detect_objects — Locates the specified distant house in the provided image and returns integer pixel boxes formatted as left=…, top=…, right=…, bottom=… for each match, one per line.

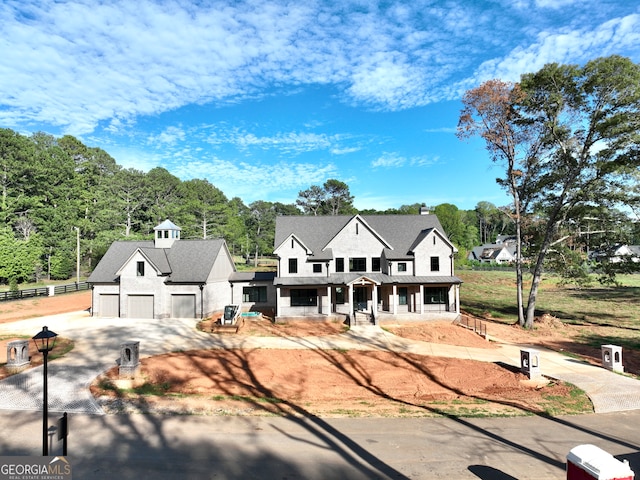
left=468, top=236, right=517, bottom=264
left=591, top=244, right=640, bottom=264
left=88, top=220, right=238, bottom=319
left=272, top=213, right=462, bottom=324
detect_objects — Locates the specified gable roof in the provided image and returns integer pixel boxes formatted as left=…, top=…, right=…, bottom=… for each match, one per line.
left=88, top=241, right=154, bottom=283
left=468, top=243, right=516, bottom=261
left=274, top=214, right=448, bottom=258
left=323, top=214, right=393, bottom=251
left=88, top=238, right=231, bottom=284
left=165, top=239, right=228, bottom=283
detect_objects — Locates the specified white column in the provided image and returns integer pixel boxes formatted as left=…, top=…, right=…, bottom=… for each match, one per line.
left=455, top=284, right=460, bottom=313
left=392, top=284, right=397, bottom=315
left=349, top=286, right=354, bottom=315
left=419, top=285, right=424, bottom=314
left=327, top=286, right=332, bottom=314
left=276, top=286, right=282, bottom=317
left=372, top=285, right=378, bottom=314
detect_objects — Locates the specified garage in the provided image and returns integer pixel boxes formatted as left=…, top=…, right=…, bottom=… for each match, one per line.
left=99, top=294, right=119, bottom=317
left=171, top=294, right=196, bottom=318
left=127, top=295, right=154, bottom=318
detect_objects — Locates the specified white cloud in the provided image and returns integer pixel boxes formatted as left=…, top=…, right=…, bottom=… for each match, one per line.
left=0, top=0, right=638, bottom=136
left=147, top=126, right=186, bottom=145
left=371, top=152, right=437, bottom=169
left=331, top=146, right=361, bottom=155
left=535, top=0, right=581, bottom=8
left=170, top=157, right=338, bottom=202
left=0, top=0, right=495, bottom=133
left=371, top=153, right=405, bottom=168
left=470, top=13, right=640, bottom=83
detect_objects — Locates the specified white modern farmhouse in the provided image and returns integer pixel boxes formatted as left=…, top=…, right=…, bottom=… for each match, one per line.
left=272, top=212, right=462, bottom=324
left=89, top=213, right=462, bottom=324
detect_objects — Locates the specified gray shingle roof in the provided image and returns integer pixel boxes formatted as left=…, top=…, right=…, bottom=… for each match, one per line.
left=229, top=272, right=277, bottom=282
left=139, top=248, right=171, bottom=274
left=88, top=241, right=154, bottom=283
left=88, top=238, right=229, bottom=285
left=165, top=239, right=226, bottom=283
left=274, top=214, right=447, bottom=257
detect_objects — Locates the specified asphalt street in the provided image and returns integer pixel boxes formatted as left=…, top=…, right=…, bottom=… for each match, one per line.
left=2, top=409, right=640, bottom=479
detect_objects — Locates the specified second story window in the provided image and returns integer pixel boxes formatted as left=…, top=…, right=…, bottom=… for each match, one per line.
left=349, top=257, right=366, bottom=272
left=136, top=261, right=145, bottom=277
left=372, top=258, right=381, bottom=271
left=430, top=256, right=440, bottom=272
left=336, top=258, right=344, bottom=272
left=289, top=258, right=298, bottom=274
left=397, top=262, right=407, bottom=272
left=313, top=263, right=322, bottom=273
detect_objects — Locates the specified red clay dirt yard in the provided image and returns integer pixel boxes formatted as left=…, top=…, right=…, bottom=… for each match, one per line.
left=0, top=291, right=611, bottom=417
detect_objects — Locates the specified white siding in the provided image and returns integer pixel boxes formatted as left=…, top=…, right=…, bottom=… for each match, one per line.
left=325, top=219, right=386, bottom=274
left=413, top=231, right=455, bottom=276
left=276, top=236, right=316, bottom=276
left=119, top=251, right=165, bottom=318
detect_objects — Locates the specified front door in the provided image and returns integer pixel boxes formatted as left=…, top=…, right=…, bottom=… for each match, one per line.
left=354, top=287, right=368, bottom=311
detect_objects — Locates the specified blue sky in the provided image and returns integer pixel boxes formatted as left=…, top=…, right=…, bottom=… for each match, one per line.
left=1, top=1, right=639, bottom=211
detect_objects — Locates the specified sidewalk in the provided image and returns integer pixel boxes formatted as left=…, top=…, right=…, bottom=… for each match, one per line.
left=1, top=313, right=640, bottom=415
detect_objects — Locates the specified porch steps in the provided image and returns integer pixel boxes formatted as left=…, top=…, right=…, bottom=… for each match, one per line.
left=352, top=310, right=375, bottom=327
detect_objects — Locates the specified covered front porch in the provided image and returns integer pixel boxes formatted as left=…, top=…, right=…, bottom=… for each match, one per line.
left=274, top=274, right=462, bottom=324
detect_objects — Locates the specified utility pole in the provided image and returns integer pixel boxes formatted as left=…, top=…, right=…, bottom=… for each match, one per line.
left=74, top=227, right=80, bottom=283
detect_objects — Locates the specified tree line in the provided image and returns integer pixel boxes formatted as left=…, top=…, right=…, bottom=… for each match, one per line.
left=0, top=127, right=514, bottom=285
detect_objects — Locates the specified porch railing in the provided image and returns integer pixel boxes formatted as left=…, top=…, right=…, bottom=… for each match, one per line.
left=456, top=314, right=487, bottom=338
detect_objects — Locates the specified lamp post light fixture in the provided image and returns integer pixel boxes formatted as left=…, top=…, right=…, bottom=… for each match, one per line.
left=32, top=326, right=58, bottom=456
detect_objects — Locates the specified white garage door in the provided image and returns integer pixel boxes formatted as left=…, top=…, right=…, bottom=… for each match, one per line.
left=128, top=295, right=154, bottom=318
left=171, top=294, right=196, bottom=318
left=99, top=294, right=119, bottom=317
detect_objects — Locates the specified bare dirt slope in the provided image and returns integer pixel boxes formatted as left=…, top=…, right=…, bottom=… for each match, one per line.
left=0, top=293, right=603, bottom=416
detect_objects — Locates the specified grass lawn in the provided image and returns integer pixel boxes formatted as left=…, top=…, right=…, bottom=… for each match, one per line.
left=458, top=270, right=640, bottom=327
left=459, top=269, right=640, bottom=354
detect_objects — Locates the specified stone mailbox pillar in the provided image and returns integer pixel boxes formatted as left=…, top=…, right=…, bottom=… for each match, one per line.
left=601, top=345, right=624, bottom=373
left=520, top=348, right=541, bottom=379
left=119, top=341, right=140, bottom=378
left=6, top=340, right=30, bottom=373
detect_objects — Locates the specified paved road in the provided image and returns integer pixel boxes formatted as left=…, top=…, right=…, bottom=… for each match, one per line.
left=1, top=409, right=640, bottom=479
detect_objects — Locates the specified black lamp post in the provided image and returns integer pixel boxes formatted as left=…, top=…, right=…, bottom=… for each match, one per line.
left=32, top=326, right=58, bottom=456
